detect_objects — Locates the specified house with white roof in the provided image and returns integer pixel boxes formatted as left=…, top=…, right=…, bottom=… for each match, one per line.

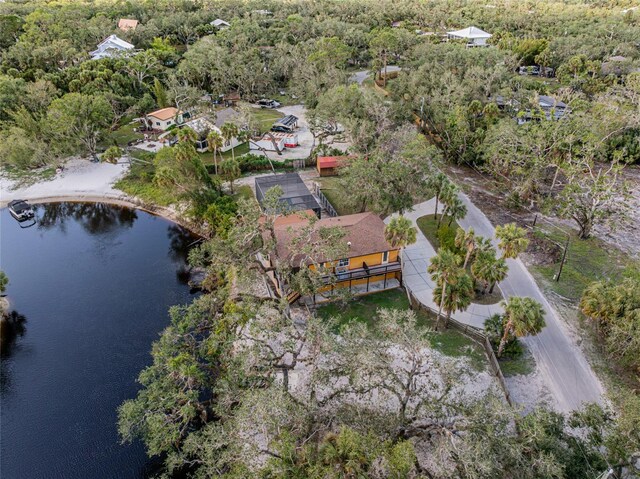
left=90, top=35, right=135, bottom=60
left=210, top=19, right=230, bottom=29
left=447, top=26, right=492, bottom=47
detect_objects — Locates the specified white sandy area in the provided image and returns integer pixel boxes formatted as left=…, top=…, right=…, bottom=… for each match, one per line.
left=0, top=158, right=130, bottom=207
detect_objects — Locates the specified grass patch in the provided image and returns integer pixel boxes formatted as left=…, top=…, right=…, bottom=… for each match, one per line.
left=316, top=288, right=487, bottom=371
left=316, top=176, right=361, bottom=216
left=530, top=228, right=631, bottom=301
left=114, top=162, right=177, bottom=206
left=248, top=107, right=284, bottom=134
left=1, top=164, right=57, bottom=188
left=499, top=347, right=536, bottom=377
left=100, top=121, right=144, bottom=149
left=199, top=143, right=251, bottom=165
left=317, top=288, right=412, bottom=329
left=233, top=184, right=254, bottom=202
left=416, top=214, right=460, bottom=250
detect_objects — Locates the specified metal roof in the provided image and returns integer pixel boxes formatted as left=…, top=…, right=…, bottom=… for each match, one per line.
left=255, top=173, right=320, bottom=217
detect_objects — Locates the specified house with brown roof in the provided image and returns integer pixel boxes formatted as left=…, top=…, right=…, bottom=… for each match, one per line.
left=145, top=107, right=183, bottom=131
left=118, top=18, right=139, bottom=31
left=263, top=211, right=402, bottom=302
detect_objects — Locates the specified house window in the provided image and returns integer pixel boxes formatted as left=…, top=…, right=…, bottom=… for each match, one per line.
left=156, top=121, right=160, bottom=126
left=167, top=120, right=172, bottom=125
left=382, top=251, right=389, bottom=264
left=337, top=258, right=349, bottom=268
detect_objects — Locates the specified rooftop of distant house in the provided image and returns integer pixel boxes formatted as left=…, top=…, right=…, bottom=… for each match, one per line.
left=211, top=18, right=230, bottom=27
left=271, top=211, right=394, bottom=266
left=118, top=18, right=139, bottom=31
left=97, top=34, right=134, bottom=50
left=447, top=26, right=492, bottom=39
left=147, top=107, right=179, bottom=120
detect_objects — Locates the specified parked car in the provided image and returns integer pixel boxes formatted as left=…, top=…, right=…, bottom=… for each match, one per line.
left=257, top=99, right=281, bottom=109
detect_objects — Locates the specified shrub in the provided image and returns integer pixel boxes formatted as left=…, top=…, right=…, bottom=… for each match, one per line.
left=437, top=223, right=459, bottom=252
left=484, top=313, right=523, bottom=359
left=102, top=146, right=123, bottom=163
left=237, top=153, right=272, bottom=172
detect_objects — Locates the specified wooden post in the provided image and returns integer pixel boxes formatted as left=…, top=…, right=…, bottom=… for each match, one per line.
left=556, top=235, right=570, bottom=282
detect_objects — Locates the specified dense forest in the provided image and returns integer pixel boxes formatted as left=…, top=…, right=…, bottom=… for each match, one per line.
left=1, top=0, right=639, bottom=477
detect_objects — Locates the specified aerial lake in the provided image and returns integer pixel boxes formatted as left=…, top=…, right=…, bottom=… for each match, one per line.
left=0, top=202, right=197, bottom=479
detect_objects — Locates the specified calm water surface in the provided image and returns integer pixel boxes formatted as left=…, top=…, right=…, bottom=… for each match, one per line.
left=1, top=203, right=197, bottom=479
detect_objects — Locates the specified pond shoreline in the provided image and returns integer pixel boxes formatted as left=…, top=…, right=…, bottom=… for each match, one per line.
left=1, top=194, right=206, bottom=238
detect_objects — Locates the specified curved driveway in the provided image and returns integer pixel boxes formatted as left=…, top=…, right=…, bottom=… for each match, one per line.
left=393, top=195, right=605, bottom=413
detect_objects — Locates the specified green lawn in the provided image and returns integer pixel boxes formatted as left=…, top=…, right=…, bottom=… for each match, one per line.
left=316, top=288, right=487, bottom=371
left=100, top=121, right=144, bottom=149
left=416, top=214, right=460, bottom=250
left=530, top=228, right=633, bottom=301
left=316, top=176, right=361, bottom=216
left=249, top=107, right=284, bottom=133
left=199, top=143, right=250, bottom=165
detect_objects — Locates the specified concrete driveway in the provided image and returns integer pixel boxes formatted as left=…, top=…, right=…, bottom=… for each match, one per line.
left=393, top=196, right=605, bottom=413
left=350, top=66, right=402, bottom=85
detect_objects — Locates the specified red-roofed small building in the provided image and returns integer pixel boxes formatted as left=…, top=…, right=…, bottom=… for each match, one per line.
left=316, top=155, right=354, bottom=176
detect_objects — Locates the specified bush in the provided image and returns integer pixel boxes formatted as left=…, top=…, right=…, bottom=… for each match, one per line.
left=484, top=314, right=523, bottom=359
left=102, top=146, right=123, bottom=163
left=437, top=223, right=459, bottom=252
left=238, top=153, right=272, bottom=172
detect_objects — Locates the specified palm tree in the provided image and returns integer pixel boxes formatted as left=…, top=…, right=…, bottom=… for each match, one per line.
left=436, top=184, right=458, bottom=227
left=384, top=216, right=418, bottom=262
left=486, top=257, right=508, bottom=294
left=434, top=270, right=474, bottom=329
left=428, top=172, right=451, bottom=220
left=176, top=126, right=197, bottom=145
left=446, top=197, right=467, bottom=226
left=495, top=223, right=530, bottom=260
left=455, top=227, right=476, bottom=269
left=497, top=296, right=546, bottom=357
left=220, top=157, right=241, bottom=193
left=428, top=249, right=462, bottom=329
left=220, top=122, right=239, bottom=161
left=470, top=249, right=496, bottom=294
left=207, top=130, right=224, bottom=175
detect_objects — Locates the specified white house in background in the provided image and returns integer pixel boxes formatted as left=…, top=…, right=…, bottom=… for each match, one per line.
left=446, top=26, right=492, bottom=47
left=210, top=18, right=230, bottom=29
left=90, top=34, right=135, bottom=59
left=146, top=107, right=183, bottom=131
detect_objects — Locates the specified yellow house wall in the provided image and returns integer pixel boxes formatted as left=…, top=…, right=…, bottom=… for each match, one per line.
left=345, top=250, right=399, bottom=270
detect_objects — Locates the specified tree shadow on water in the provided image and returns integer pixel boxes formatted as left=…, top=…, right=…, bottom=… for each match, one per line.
left=37, top=203, right=137, bottom=236
left=0, top=311, right=28, bottom=389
